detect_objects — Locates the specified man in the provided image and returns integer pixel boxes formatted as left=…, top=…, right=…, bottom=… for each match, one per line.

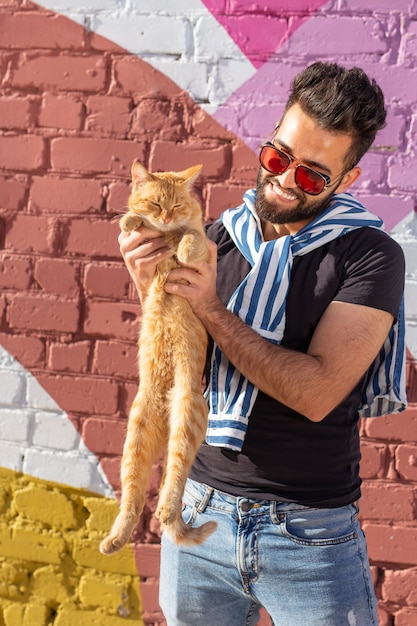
left=119, top=62, right=406, bottom=625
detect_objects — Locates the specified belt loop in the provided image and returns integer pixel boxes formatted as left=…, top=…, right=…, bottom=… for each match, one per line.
left=270, top=500, right=278, bottom=524
left=197, top=486, right=213, bottom=513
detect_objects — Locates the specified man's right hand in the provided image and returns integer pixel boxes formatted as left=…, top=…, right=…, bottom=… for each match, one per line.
left=118, top=226, right=172, bottom=303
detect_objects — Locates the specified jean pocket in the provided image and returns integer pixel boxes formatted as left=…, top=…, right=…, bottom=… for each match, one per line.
left=280, top=506, right=358, bottom=547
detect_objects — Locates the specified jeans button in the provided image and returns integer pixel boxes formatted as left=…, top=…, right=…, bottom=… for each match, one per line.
left=240, top=500, right=251, bottom=512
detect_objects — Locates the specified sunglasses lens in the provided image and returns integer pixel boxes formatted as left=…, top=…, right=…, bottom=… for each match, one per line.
left=259, top=145, right=290, bottom=174
left=295, top=166, right=325, bottom=195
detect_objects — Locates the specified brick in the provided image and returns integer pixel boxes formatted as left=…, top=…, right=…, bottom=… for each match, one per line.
left=5, top=215, right=57, bottom=254
left=206, top=183, right=247, bottom=220
left=383, top=567, right=417, bottom=604
left=84, top=263, right=130, bottom=299
left=54, top=608, right=143, bottom=626
left=84, top=301, right=140, bottom=341
left=51, top=137, right=145, bottom=175
left=32, top=411, right=79, bottom=451
left=48, top=341, right=90, bottom=373
left=83, top=496, right=119, bottom=532
left=130, top=98, right=171, bottom=138
left=360, top=482, right=415, bottom=522
left=14, top=486, right=77, bottom=529
left=86, top=95, right=132, bottom=134
left=3, top=603, right=24, bottom=626
left=38, top=93, right=83, bottom=130
left=72, top=537, right=137, bottom=575
left=0, top=409, right=29, bottom=443
left=0, top=96, right=32, bottom=129
left=364, top=523, right=417, bottom=566
left=81, top=418, right=125, bottom=455
left=22, top=448, right=103, bottom=491
left=112, top=55, right=181, bottom=98
left=23, top=603, right=51, bottom=625
left=363, top=409, right=417, bottom=441
left=107, top=181, right=130, bottom=215
left=0, top=333, right=45, bottom=368
left=0, top=176, right=27, bottom=210
left=396, top=444, right=417, bottom=481
left=0, top=370, right=25, bottom=403
left=92, top=340, right=137, bottom=379
left=0, top=442, right=23, bottom=471
left=150, top=140, right=229, bottom=179
left=34, top=373, right=119, bottom=415
left=34, top=258, right=79, bottom=296
left=10, top=53, right=107, bottom=92
left=8, top=294, right=79, bottom=333
left=32, top=565, right=72, bottom=603
left=395, top=608, right=417, bottom=626
left=0, top=12, right=84, bottom=49
left=139, top=578, right=161, bottom=615
left=133, top=543, right=160, bottom=579
left=0, top=525, right=65, bottom=564
left=64, top=219, right=120, bottom=258
left=30, top=176, right=103, bottom=214
left=0, top=135, right=45, bottom=171
left=360, top=442, right=388, bottom=479
left=79, top=572, right=137, bottom=612
left=99, top=456, right=122, bottom=491
left=0, top=255, right=31, bottom=289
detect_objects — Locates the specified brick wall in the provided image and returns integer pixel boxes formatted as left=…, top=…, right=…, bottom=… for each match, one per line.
left=0, top=1, right=417, bottom=625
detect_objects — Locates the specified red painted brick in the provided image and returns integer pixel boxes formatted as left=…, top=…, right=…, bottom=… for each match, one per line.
left=396, top=444, right=417, bottom=481
left=10, top=53, right=107, bottom=92
left=0, top=255, right=31, bottom=289
left=383, top=567, right=417, bottom=604
left=8, top=293, right=79, bottom=333
left=30, top=176, right=103, bottom=214
left=48, top=341, right=90, bottom=373
left=120, top=382, right=138, bottom=417
left=93, top=340, right=137, bottom=379
left=360, top=442, right=388, bottom=479
left=364, top=523, right=417, bottom=566
left=64, top=219, right=120, bottom=258
left=99, top=456, right=121, bottom=491
left=360, top=482, right=415, bottom=522
left=84, top=301, right=140, bottom=341
left=112, top=56, right=179, bottom=98
left=82, top=418, right=125, bottom=455
left=206, top=183, right=247, bottom=221
left=150, top=140, right=229, bottom=179
left=0, top=332, right=45, bottom=368
left=0, top=96, right=33, bottom=129
left=231, top=141, right=259, bottom=181
left=363, top=409, right=417, bottom=441
left=0, top=177, right=27, bottom=210
left=34, top=258, right=79, bottom=296
left=51, top=137, right=145, bottom=175
left=36, top=373, right=119, bottom=415
left=140, top=579, right=162, bottom=616
left=38, top=93, right=83, bottom=130
left=0, top=134, right=45, bottom=171
left=133, top=543, right=161, bottom=579
left=0, top=12, right=84, bottom=49
left=5, top=215, right=58, bottom=254
left=395, top=608, right=417, bottom=626
left=84, top=263, right=130, bottom=299
left=86, top=95, right=132, bottom=134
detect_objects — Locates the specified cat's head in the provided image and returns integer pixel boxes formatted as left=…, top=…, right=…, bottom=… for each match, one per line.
left=127, top=161, right=202, bottom=231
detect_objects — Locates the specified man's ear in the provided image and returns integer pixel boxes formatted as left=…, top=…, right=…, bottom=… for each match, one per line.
left=336, top=166, right=361, bottom=194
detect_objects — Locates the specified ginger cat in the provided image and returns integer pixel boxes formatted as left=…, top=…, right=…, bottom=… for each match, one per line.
left=100, top=161, right=216, bottom=554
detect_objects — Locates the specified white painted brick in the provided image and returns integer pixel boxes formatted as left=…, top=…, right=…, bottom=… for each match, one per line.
left=0, top=371, right=26, bottom=406
left=26, top=375, right=60, bottom=411
left=32, top=411, right=79, bottom=450
left=404, top=281, right=417, bottom=317
left=0, top=409, right=30, bottom=443
left=0, top=443, right=24, bottom=472
left=23, top=448, right=105, bottom=492
left=404, top=323, right=417, bottom=356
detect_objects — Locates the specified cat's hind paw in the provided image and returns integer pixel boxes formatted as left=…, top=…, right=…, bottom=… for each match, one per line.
left=155, top=500, right=177, bottom=525
left=99, top=534, right=126, bottom=555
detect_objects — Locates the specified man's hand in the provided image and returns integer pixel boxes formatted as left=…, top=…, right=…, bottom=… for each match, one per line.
left=118, top=227, right=173, bottom=303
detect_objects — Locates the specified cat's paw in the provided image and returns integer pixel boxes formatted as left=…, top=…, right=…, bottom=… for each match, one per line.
left=119, top=213, right=143, bottom=233
left=99, top=534, right=126, bottom=555
left=155, top=500, right=177, bottom=525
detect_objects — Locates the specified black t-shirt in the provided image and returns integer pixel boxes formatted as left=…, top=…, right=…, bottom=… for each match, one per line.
left=189, top=220, right=405, bottom=507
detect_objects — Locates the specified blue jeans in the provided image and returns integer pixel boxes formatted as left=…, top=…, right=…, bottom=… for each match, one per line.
left=159, top=478, right=377, bottom=626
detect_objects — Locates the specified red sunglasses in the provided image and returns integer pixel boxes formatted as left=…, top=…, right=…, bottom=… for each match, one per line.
left=259, top=141, right=335, bottom=196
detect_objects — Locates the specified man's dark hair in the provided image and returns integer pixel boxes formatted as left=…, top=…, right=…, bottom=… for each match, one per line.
left=285, top=62, right=387, bottom=169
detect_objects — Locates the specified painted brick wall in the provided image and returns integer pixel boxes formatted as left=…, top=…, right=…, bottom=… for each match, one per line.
left=0, top=1, right=417, bottom=625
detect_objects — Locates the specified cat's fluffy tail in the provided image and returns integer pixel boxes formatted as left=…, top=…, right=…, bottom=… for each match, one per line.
left=162, top=517, right=217, bottom=547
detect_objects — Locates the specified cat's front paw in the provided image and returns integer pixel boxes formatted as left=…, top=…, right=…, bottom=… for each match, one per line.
left=99, top=534, right=126, bottom=555
left=155, top=499, right=178, bottom=525
left=120, top=213, right=143, bottom=233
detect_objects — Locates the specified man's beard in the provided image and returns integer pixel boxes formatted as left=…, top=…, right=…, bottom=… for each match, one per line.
left=254, top=169, right=333, bottom=225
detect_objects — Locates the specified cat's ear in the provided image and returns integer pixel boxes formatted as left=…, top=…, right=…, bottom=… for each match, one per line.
left=177, top=164, right=202, bottom=186
left=131, top=160, right=153, bottom=186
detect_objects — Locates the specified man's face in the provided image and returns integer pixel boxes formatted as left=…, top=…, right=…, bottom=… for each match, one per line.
left=255, top=103, right=358, bottom=232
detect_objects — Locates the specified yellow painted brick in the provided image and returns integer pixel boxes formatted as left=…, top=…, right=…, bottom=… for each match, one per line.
left=14, top=486, right=77, bottom=530
left=32, top=565, right=72, bottom=603
left=55, top=607, right=144, bottom=626
left=79, top=572, right=141, bottom=619
left=6, top=528, right=65, bottom=565
left=83, top=497, right=119, bottom=532
left=4, top=603, right=24, bottom=626
left=73, top=538, right=137, bottom=576
left=23, top=603, right=50, bottom=626
left=0, top=561, right=30, bottom=601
